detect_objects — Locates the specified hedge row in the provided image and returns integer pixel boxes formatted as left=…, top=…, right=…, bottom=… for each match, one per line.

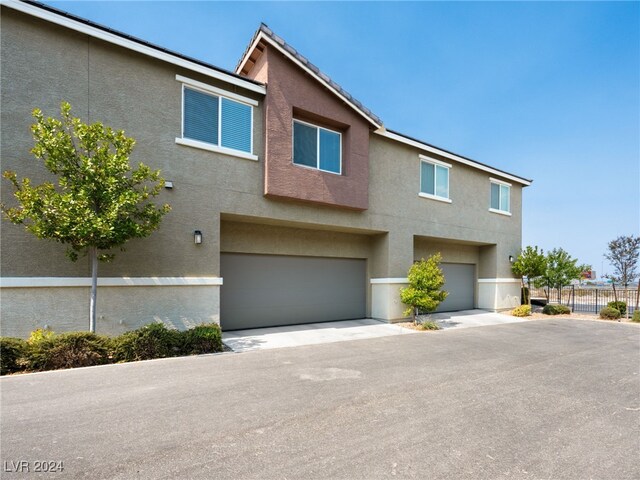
left=0, top=322, right=223, bottom=376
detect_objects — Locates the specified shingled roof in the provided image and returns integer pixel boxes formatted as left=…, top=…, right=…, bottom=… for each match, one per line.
left=236, top=23, right=383, bottom=129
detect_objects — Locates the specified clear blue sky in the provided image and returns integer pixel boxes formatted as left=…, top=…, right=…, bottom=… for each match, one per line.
left=46, top=1, right=640, bottom=279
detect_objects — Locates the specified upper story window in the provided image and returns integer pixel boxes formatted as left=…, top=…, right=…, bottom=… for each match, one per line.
left=489, top=178, right=511, bottom=215
left=175, top=75, right=257, bottom=161
left=293, top=119, right=341, bottom=174
left=419, top=155, right=451, bottom=203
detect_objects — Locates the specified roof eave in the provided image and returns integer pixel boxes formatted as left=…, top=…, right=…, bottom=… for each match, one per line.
left=376, top=129, right=533, bottom=186
left=5, top=0, right=266, bottom=95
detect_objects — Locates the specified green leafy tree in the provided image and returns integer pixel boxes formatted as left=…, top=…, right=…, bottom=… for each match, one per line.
left=400, top=253, right=448, bottom=323
left=2, top=102, right=171, bottom=333
left=533, top=248, right=588, bottom=298
left=511, top=246, right=546, bottom=305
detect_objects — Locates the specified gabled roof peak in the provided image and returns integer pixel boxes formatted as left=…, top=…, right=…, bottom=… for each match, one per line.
left=236, top=23, right=383, bottom=128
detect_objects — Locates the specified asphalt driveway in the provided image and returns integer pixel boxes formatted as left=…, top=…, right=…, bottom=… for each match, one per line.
left=2, top=319, right=639, bottom=479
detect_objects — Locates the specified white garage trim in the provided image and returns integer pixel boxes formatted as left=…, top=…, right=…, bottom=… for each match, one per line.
left=0, top=277, right=223, bottom=288
left=370, top=278, right=409, bottom=284
left=478, top=278, right=521, bottom=283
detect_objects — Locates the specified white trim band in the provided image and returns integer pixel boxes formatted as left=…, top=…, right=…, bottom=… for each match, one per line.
left=419, top=154, right=452, bottom=169
left=3, top=0, right=266, bottom=95
left=418, top=192, right=452, bottom=204
left=0, top=277, right=224, bottom=288
left=176, top=75, right=259, bottom=106
left=489, top=177, right=512, bottom=187
left=477, top=278, right=521, bottom=284
left=488, top=208, right=512, bottom=217
left=370, top=278, right=409, bottom=284
left=175, top=137, right=258, bottom=161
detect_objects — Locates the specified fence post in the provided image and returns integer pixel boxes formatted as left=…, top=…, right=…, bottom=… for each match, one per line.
left=626, top=289, right=630, bottom=319
left=572, top=285, right=575, bottom=311
left=595, top=289, right=598, bottom=314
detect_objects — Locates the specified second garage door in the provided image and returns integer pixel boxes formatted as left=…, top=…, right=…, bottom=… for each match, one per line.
left=220, top=253, right=366, bottom=330
left=436, top=263, right=476, bottom=312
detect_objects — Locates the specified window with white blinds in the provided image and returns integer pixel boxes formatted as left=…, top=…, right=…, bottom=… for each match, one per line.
left=180, top=83, right=254, bottom=156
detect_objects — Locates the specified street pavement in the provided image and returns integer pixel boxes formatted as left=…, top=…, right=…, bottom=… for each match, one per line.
left=1, top=319, right=639, bottom=479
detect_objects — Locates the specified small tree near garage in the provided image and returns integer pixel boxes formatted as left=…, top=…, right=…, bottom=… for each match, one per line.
left=400, top=253, right=448, bottom=324
left=2, top=102, right=171, bottom=333
left=511, top=245, right=546, bottom=305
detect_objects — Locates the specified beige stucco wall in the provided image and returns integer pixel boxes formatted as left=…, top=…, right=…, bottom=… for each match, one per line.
left=1, top=8, right=527, bottom=332
left=413, top=237, right=481, bottom=265
left=0, top=285, right=220, bottom=338
left=0, top=8, right=264, bottom=279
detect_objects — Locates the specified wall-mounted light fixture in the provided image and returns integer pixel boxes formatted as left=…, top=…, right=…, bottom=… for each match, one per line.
left=194, top=230, right=203, bottom=245
left=164, top=181, right=174, bottom=189
left=509, top=255, right=515, bottom=263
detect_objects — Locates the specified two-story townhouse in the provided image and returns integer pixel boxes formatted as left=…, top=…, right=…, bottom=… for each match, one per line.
left=0, top=1, right=532, bottom=338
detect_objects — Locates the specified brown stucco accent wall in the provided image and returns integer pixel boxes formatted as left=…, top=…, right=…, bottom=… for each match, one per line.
left=244, top=46, right=370, bottom=210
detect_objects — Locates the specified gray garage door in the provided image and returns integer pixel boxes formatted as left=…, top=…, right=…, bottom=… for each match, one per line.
left=436, top=263, right=475, bottom=312
left=220, top=253, right=366, bottom=330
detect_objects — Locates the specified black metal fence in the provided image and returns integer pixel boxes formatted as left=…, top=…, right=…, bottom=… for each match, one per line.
left=530, top=286, right=638, bottom=315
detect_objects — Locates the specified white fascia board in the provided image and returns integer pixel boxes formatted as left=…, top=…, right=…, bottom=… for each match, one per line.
left=0, top=277, right=224, bottom=288
left=240, top=32, right=382, bottom=129
left=377, top=129, right=532, bottom=186
left=3, top=0, right=266, bottom=96
left=237, top=32, right=264, bottom=76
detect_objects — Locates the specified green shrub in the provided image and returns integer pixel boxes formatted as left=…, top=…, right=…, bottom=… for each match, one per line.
left=179, top=324, right=223, bottom=355
left=607, top=301, right=626, bottom=316
left=512, top=305, right=531, bottom=317
left=542, top=304, right=571, bottom=315
left=632, top=310, right=640, bottom=323
left=599, top=306, right=621, bottom=320
left=26, top=331, right=111, bottom=371
left=112, top=322, right=181, bottom=362
left=0, top=337, right=28, bottom=375
left=416, top=321, right=440, bottom=331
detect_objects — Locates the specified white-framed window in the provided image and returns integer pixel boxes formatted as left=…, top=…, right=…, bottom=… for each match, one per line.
left=419, top=155, right=451, bottom=203
left=489, top=178, right=511, bottom=215
left=292, top=119, right=342, bottom=175
left=175, top=75, right=257, bottom=161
